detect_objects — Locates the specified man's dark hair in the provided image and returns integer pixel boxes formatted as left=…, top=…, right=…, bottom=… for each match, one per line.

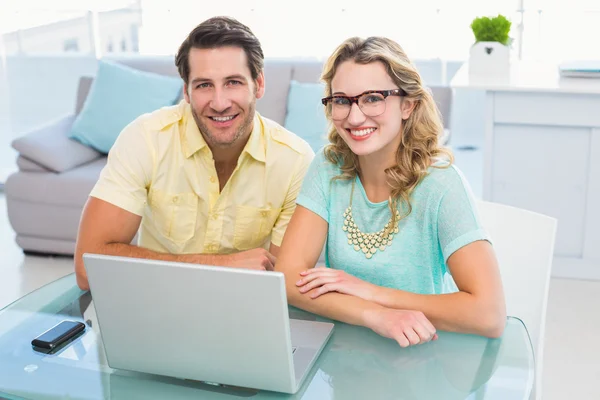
left=175, top=16, right=264, bottom=85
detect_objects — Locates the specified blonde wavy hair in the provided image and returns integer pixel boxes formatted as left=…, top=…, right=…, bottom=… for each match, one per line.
left=322, top=37, right=453, bottom=230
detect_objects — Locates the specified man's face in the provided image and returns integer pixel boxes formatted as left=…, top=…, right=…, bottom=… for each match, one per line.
left=183, top=46, right=265, bottom=148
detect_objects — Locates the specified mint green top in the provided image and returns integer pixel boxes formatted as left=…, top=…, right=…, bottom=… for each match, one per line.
left=296, top=149, right=490, bottom=295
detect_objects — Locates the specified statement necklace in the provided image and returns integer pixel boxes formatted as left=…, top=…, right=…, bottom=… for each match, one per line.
left=342, top=179, right=399, bottom=259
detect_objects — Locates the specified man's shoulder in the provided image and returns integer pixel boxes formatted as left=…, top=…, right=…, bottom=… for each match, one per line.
left=132, top=100, right=187, bottom=134
left=260, top=115, right=314, bottom=157
left=112, top=101, right=187, bottom=154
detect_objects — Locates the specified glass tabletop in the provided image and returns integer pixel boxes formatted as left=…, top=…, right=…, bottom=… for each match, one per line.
left=0, top=273, right=534, bottom=400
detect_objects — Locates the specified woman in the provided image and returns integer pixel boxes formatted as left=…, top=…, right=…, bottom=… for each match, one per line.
left=275, top=37, right=506, bottom=347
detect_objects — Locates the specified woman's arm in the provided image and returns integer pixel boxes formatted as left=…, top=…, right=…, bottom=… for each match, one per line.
left=372, top=241, right=507, bottom=338
left=275, top=206, right=437, bottom=347
left=298, top=240, right=506, bottom=338
left=276, top=205, right=373, bottom=325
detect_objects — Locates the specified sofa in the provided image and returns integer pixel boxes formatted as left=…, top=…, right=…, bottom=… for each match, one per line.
left=5, top=56, right=452, bottom=255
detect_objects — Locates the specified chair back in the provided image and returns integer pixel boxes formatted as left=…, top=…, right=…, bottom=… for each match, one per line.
left=477, top=200, right=557, bottom=400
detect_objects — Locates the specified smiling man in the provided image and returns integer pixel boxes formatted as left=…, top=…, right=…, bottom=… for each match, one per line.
left=74, top=17, right=315, bottom=290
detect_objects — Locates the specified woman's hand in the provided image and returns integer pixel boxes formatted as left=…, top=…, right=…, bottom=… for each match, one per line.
left=296, top=267, right=378, bottom=301
left=363, top=308, right=438, bottom=348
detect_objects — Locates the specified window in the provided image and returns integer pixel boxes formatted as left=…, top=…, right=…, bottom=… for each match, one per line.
left=130, top=24, right=139, bottom=52
left=136, top=0, right=519, bottom=60
left=3, top=1, right=599, bottom=61
left=63, top=38, right=79, bottom=52
left=1, top=1, right=141, bottom=56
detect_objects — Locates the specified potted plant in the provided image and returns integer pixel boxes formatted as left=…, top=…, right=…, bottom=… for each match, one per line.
left=468, top=14, right=512, bottom=76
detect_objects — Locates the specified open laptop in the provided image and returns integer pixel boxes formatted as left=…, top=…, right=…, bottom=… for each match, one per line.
left=83, top=253, right=334, bottom=394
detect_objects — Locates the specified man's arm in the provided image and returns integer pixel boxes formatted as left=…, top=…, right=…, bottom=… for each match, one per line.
left=75, top=197, right=276, bottom=290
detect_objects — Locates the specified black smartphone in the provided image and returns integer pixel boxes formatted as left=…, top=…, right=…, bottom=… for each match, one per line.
left=31, top=320, right=86, bottom=350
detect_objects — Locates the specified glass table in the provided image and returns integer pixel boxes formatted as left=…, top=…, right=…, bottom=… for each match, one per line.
left=0, top=274, right=534, bottom=399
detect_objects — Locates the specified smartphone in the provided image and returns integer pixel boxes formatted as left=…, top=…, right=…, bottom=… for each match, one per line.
left=31, top=320, right=86, bottom=350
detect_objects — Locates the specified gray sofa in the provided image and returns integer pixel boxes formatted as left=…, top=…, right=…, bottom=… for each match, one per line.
left=5, top=56, right=452, bottom=255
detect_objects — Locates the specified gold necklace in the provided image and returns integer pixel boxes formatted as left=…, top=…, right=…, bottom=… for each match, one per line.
left=342, top=179, right=399, bottom=259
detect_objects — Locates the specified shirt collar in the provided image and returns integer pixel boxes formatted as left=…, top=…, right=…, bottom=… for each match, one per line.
left=183, top=104, right=265, bottom=163
left=183, top=103, right=208, bottom=159
left=242, top=113, right=266, bottom=163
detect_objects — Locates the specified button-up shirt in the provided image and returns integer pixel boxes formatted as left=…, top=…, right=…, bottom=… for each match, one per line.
left=90, top=100, right=315, bottom=254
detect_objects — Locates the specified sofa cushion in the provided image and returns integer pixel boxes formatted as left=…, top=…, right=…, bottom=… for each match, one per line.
left=256, top=60, right=293, bottom=125
left=16, top=156, right=50, bottom=172
left=107, top=56, right=180, bottom=77
left=75, top=76, right=94, bottom=115
left=12, top=114, right=103, bottom=173
left=6, top=158, right=107, bottom=208
left=291, top=60, right=324, bottom=83
left=284, top=80, right=329, bottom=152
left=69, top=60, right=183, bottom=154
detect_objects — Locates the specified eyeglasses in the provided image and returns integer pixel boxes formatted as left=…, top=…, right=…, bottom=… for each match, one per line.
left=321, top=89, right=406, bottom=121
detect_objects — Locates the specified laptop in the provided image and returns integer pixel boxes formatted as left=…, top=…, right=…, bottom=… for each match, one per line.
left=83, top=253, right=334, bottom=394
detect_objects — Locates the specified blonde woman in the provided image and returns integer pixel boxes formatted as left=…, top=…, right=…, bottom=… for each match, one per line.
left=275, top=37, right=506, bottom=347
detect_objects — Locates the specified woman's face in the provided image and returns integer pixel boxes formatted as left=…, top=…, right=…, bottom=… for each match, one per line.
left=330, top=60, right=414, bottom=158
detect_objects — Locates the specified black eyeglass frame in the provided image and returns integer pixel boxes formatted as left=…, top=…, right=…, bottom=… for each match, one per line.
left=320, top=89, right=407, bottom=106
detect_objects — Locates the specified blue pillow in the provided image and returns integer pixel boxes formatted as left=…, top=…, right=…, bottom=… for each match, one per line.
left=69, top=60, right=182, bottom=154
left=284, top=81, right=329, bottom=152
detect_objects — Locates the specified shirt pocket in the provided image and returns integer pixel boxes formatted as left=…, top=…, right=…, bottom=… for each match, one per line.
left=233, top=205, right=282, bottom=251
left=149, top=189, right=198, bottom=243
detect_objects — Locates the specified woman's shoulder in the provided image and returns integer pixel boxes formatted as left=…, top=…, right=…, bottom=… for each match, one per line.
left=417, top=160, right=472, bottom=196
left=312, top=146, right=343, bottom=176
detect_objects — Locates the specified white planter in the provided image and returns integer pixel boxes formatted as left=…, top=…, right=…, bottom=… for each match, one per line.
left=468, top=41, right=510, bottom=77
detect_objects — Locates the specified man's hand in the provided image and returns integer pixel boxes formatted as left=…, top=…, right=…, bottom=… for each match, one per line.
left=363, top=308, right=438, bottom=348
left=222, top=248, right=277, bottom=271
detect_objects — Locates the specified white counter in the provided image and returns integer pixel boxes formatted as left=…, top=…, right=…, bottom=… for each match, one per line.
left=451, top=62, right=600, bottom=280
left=452, top=62, right=600, bottom=94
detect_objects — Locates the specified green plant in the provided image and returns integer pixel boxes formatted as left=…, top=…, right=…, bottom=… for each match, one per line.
left=470, top=14, right=511, bottom=45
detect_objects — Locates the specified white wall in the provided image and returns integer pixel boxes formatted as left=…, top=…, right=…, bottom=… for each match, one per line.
left=0, top=45, right=9, bottom=131
left=0, top=39, right=13, bottom=184
left=5, top=55, right=98, bottom=135
left=446, top=60, right=486, bottom=148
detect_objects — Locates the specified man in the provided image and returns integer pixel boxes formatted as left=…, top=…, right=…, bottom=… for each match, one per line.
left=75, top=17, right=315, bottom=290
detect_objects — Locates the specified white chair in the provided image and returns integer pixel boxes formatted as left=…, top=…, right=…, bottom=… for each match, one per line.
left=476, top=200, right=557, bottom=400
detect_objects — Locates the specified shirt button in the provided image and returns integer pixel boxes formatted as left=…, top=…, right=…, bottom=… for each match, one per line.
left=212, top=213, right=219, bottom=220
left=210, top=176, right=216, bottom=183
left=261, top=211, right=268, bottom=217
left=172, top=196, right=179, bottom=203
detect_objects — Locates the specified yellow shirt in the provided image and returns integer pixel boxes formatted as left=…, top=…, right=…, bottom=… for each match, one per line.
left=90, top=100, right=315, bottom=254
